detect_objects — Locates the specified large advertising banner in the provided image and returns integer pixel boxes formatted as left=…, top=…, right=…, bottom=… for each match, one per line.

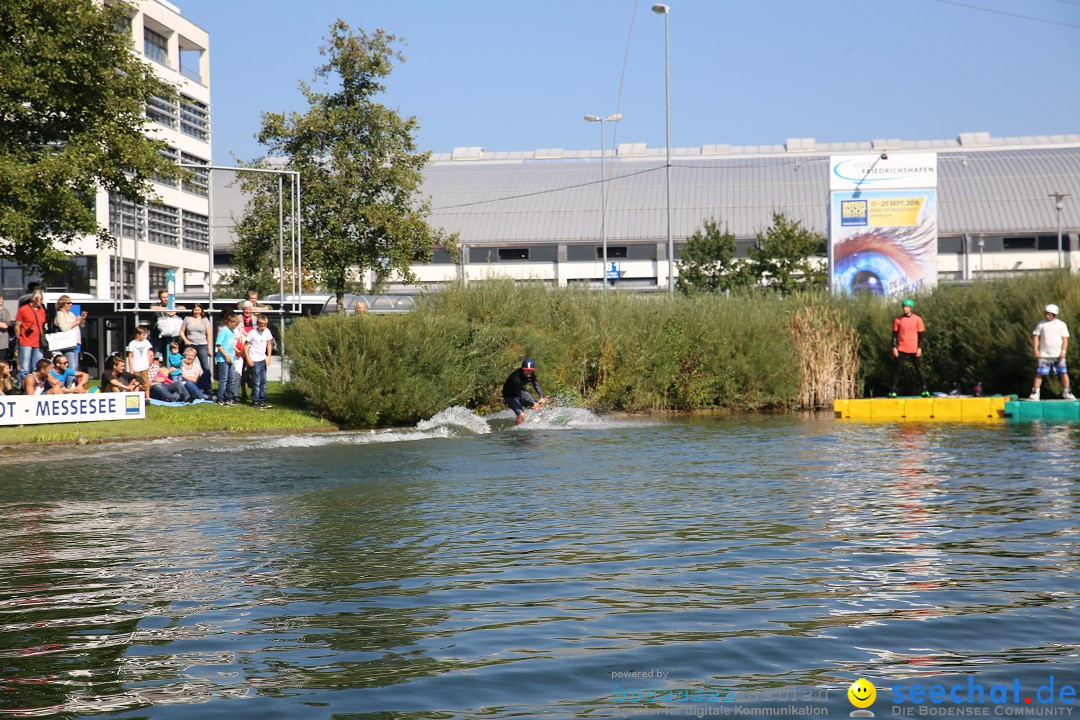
left=829, top=154, right=937, bottom=297
left=0, top=392, right=145, bottom=427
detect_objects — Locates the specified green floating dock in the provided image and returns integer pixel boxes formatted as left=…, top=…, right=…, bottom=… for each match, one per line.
left=1004, top=399, right=1080, bottom=422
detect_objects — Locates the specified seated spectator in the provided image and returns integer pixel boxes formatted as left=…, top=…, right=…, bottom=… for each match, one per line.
left=178, top=347, right=208, bottom=401
left=0, top=361, right=11, bottom=395
left=47, top=354, right=90, bottom=394
left=148, top=352, right=187, bottom=402
left=101, top=355, right=142, bottom=393
left=22, top=358, right=53, bottom=395
left=166, top=341, right=184, bottom=379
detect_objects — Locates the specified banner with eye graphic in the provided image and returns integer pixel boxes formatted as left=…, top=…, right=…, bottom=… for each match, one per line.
left=828, top=153, right=938, bottom=298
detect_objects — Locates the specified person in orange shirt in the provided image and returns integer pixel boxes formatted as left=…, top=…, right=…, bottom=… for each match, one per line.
left=889, top=298, right=929, bottom=398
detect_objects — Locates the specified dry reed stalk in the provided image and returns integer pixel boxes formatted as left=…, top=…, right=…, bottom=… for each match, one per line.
left=790, top=304, right=861, bottom=409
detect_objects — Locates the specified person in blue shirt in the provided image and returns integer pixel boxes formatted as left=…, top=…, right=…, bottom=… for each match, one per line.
left=47, top=354, right=90, bottom=394
left=214, top=314, right=240, bottom=405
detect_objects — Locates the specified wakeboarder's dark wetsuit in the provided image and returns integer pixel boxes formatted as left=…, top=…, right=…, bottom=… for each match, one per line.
left=502, top=368, right=544, bottom=414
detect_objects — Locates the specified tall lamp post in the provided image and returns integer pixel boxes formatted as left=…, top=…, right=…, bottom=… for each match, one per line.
left=652, top=3, right=674, bottom=297
left=1050, top=193, right=1069, bottom=270
left=585, top=113, right=622, bottom=291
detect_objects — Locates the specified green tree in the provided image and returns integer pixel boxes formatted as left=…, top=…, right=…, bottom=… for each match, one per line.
left=675, top=218, right=753, bottom=295
left=749, top=211, right=826, bottom=294
left=236, top=21, right=455, bottom=308
left=0, top=0, right=181, bottom=273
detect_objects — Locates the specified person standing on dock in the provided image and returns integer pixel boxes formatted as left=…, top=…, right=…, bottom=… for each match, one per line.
left=503, top=358, right=547, bottom=425
left=889, top=298, right=929, bottom=398
left=1029, top=304, right=1073, bottom=401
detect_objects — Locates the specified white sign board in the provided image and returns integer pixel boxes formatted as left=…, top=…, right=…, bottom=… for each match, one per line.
left=829, top=153, right=937, bottom=192
left=0, top=392, right=145, bottom=427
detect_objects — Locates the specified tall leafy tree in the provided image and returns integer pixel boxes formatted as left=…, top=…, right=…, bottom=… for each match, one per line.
left=0, top=0, right=181, bottom=273
left=235, top=21, right=454, bottom=308
left=749, top=212, right=826, bottom=294
left=675, top=218, right=753, bottom=295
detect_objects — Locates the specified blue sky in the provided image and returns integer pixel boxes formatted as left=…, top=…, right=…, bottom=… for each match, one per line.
left=175, top=0, right=1080, bottom=165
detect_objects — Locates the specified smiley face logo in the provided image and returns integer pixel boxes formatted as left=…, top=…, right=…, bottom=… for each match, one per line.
left=848, top=678, right=877, bottom=709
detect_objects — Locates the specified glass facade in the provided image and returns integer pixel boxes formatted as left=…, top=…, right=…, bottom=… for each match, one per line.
left=144, top=27, right=169, bottom=66
left=148, top=204, right=180, bottom=246
left=179, top=96, right=209, bottom=141
left=182, top=211, right=210, bottom=252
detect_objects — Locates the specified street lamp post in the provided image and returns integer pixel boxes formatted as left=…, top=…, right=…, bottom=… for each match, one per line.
left=1050, top=193, right=1069, bottom=270
left=652, top=3, right=674, bottom=297
left=585, top=113, right=622, bottom=291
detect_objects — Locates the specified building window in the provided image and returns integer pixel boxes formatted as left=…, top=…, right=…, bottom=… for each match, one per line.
left=597, top=246, right=628, bottom=259
left=182, top=211, right=209, bottom=253
left=109, top=194, right=144, bottom=239
left=147, top=204, right=180, bottom=246
left=1003, top=237, right=1036, bottom=250
left=111, top=258, right=135, bottom=300
left=179, top=48, right=202, bottom=83
left=179, top=96, right=209, bottom=141
left=154, top=146, right=179, bottom=187
left=147, top=94, right=177, bottom=129
left=498, top=248, right=529, bottom=261
left=144, top=27, right=169, bottom=66
left=180, top=152, right=209, bottom=196
left=149, top=265, right=172, bottom=293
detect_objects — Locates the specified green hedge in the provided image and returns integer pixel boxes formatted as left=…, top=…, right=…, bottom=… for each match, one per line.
left=285, top=274, right=1080, bottom=426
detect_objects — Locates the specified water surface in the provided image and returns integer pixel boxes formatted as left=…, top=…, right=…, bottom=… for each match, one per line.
left=1, top=410, right=1077, bottom=718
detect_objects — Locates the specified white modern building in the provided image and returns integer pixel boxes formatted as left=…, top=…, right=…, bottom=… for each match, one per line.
left=0, top=0, right=211, bottom=302
left=100, top=0, right=212, bottom=301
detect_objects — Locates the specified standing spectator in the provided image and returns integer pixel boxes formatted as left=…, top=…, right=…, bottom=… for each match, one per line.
left=15, top=290, right=46, bottom=385
left=239, top=289, right=272, bottom=311
left=51, top=295, right=88, bottom=370
left=0, top=291, right=11, bottom=364
left=126, top=325, right=153, bottom=401
left=47, top=354, right=89, bottom=393
left=17, top=282, right=41, bottom=308
left=1029, top=303, right=1073, bottom=400
left=237, top=301, right=257, bottom=401
left=245, top=314, right=274, bottom=408
left=215, top=314, right=241, bottom=405
left=149, top=288, right=185, bottom=357
left=888, top=298, right=929, bottom=398
left=180, top=303, right=212, bottom=391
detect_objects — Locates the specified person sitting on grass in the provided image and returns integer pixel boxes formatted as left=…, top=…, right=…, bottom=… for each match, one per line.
left=148, top=352, right=187, bottom=402
left=101, top=355, right=143, bottom=393
left=23, top=358, right=53, bottom=395
left=47, top=354, right=89, bottom=393
left=0, top=361, right=12, bottom=395
left=178, top=347, right=208, bottom=401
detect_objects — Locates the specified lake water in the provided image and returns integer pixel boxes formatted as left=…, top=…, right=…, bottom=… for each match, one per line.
left=1, top=409, right=1078, bottom=719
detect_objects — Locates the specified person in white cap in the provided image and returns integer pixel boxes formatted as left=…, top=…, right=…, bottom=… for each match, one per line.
left=1029, top=304, right=1073, bottom=400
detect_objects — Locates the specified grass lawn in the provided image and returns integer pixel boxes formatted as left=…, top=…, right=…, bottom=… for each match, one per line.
left=0, top=382, right=336, bottom=446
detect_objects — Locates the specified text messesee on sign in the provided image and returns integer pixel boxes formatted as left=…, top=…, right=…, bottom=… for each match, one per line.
left=0, top=392, right=145, bottom=426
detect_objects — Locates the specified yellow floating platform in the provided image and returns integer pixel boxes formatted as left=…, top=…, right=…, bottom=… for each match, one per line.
left=834, top=396, right=1012, bottom=422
